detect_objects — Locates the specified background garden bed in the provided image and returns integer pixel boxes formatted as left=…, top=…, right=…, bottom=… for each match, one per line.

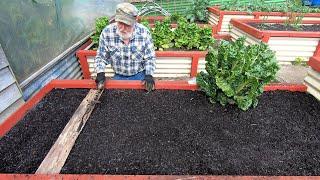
left=61, top=89, right=320, bottom=175
left=0, top=89, right=88, bottom=173
left=230, top=19, right=320, bottom=64
left=207, top=6, right=320, bottom=34
left=77, top=50, right=207, bottom=79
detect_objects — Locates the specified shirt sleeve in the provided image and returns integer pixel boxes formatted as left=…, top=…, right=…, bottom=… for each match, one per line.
left=144, top=31, right=156, bottom=75
left=94, top=31, right=110, bottom=74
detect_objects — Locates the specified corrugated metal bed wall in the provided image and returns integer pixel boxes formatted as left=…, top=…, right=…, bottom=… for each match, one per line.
left=20, top=34, right=93, bottom=101
left=0, top=44, right=25, bottom=124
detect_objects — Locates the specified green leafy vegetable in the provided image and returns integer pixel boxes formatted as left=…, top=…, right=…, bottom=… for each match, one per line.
left=91, top=16, right=109, bottom=49
left=218, top=0, right=320, bottom=13
left=186, top=0, right=210, bottom=23
left=197, top=37, right=279, bottom=111
left=152, top=17, right=175, bottom=51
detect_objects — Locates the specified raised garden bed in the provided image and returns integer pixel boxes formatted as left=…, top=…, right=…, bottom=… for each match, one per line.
left=77, top=50, right=207, bottom=79
left=208, top=6, right=320, bottom=34
left=60, top=89, right=320, bottom=175
left=305, top=56, right=320, bottom=100
left=0, top=88, right=89, bottom=173
left=1, top=79, right=319, bottom=179
left=229, top=19, right=320, bottom=64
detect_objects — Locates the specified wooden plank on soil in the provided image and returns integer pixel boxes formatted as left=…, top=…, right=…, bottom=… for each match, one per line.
left=36, top=89, right=103, bottom=174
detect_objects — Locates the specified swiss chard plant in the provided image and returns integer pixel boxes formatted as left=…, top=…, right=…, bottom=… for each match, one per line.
left=91, top=16, right=109, bottom=49
left=197, top=37, right=279, bottom=111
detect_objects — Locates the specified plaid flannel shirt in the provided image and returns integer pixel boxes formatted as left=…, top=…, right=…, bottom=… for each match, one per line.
left=94, top=22, right=156, bottom=76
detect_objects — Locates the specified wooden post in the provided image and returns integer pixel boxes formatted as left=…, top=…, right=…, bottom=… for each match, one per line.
left=36, top=89, right=103, bottom=174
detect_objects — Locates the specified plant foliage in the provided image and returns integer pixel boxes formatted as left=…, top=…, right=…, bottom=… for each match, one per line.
left=218, top=0, right=320, bottom=13
left=197, top=37, right=279, bottom=111
left=92, top=16, right=214, bottom=51
left=186, top=0, right=210, bottom=23
left=91, top=16, right=109, bottom=49
left=152, top=17, right=175, bottom=50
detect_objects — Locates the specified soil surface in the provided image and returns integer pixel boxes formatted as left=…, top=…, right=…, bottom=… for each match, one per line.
left=248, top=23, right=320, bottom=32
left=61, top=90, right=320, bottom=175
left=0, top=89, right=88, bottom=173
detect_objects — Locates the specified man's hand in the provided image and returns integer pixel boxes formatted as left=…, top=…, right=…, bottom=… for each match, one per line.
left=144, top=75, right=155, bottom=92
left=95, top=72, right=106, bottom=90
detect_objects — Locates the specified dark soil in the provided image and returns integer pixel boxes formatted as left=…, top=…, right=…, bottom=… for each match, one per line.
left=61, top=90, right=320, bottom=175
left=248, top=23, right=320, bottom=32
left=0, top=89, right=88, bottom=173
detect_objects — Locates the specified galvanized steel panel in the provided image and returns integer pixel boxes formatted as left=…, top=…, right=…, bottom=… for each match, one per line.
left=208, top=13, right=219, bottom=25
left=230, top=26, right=261, bottom=45
left=87, top=56, right=192, bottom=78
left=268, top=37, right=319, bottom=46
left=0, top=44, right=24, bottom=125
left=0, top=98, right=24, bottom=124
left=197, top=57, right=206, bottom=73
left=269, top=37, right=320, bottom=63
left=221, top=15, right=254, bottom=32
left=0, top=83, right=22, bottom=113
left=0, top=67, right=15, bottom=92
left=21, top=39, right=89, bottom=100
left=305, top=68, right=320, bottom=101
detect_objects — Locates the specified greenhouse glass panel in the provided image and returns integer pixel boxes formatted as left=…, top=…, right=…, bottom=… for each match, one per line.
left=0, top=0, right=123, bottom=83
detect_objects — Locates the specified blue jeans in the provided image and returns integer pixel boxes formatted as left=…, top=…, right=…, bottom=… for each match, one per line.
left=112, top=71, right=145, bottom=80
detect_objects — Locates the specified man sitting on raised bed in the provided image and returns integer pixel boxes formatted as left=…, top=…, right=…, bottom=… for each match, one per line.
left=94, top=2, right=156, bottom=92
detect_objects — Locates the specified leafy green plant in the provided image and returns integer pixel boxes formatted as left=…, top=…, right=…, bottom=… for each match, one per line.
left=173, top=17, right=215, bottom=50
left=91, top=16, right=109, bottom=49
left=197, top=37, right=279, bottom=111
left=284, top=11, right=305, bottom=31
left=198, top=26, right=215, bottom=51
left=292, top=57, right=308, bottom=66
left=152, top=17, right=175, bottom=50
left=140, top=17, right=151, bottom=31
left=174, top=17, right=200, bottom=49
left=186, top=0, right=210, bottom=23
left=170, top=13, right=183, bottom=23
